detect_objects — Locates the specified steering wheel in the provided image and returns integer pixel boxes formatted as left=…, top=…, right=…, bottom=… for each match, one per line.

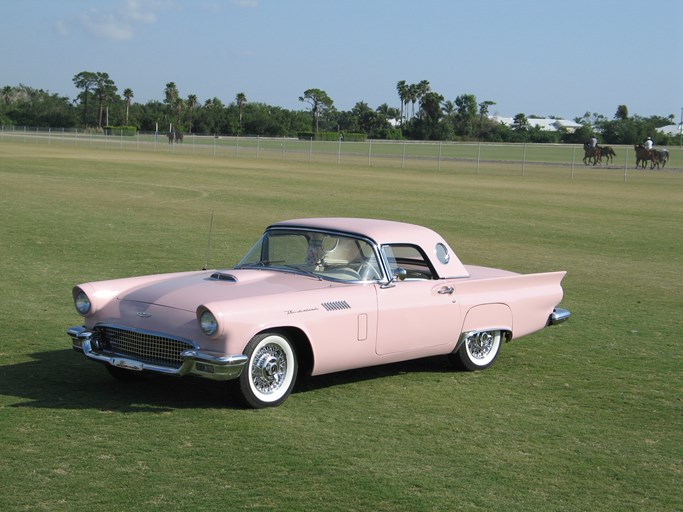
left=357, top=263, right=381, bottom=281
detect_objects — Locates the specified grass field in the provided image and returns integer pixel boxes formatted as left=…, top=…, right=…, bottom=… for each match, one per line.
left=0, top=141, right=681, bottom=511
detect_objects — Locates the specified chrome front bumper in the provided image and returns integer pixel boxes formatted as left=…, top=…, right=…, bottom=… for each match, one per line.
left=549, top=307, right=571, bottom=326
left=67, top=326, right=247, bottom=381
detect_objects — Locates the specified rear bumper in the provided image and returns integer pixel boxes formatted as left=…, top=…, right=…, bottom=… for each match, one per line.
left=67, top=326, right=247, bottom=381
left=549, top=307, right=571, bottom=325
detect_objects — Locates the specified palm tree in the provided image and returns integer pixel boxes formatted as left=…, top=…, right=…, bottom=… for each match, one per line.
left=164, top=82, right=178, bottom=129
left=236, top=92, right=247, bottom=132
left=123, top=88, right=134, bottom=125
left=442, top=100, right=456, bottom=117
left=416, top=80, right=431, bottom=118
left=396, top=80, right=408, bottom=126
left=93, top=72, right=117, bottom=128
left=408, top=83, right=418, bottom=120
left=186, top=94, right=198, bottom=133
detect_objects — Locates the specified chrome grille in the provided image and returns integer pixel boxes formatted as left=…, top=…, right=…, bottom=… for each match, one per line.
left=96, top=326, right=195, bottom=368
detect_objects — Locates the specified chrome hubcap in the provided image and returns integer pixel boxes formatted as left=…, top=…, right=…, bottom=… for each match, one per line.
left=251, top=343, right=286, bottom=394
left=468, top=331, right=494, bottom=360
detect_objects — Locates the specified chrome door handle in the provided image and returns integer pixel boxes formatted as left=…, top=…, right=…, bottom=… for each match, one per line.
left=438, top=286, right=454, bottom=295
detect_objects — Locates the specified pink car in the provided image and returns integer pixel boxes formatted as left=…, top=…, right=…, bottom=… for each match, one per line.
left=67, top=218, right=570, bottom=408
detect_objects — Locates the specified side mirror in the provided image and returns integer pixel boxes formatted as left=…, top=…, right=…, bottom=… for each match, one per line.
left=381, top=267, right=407, bottom=289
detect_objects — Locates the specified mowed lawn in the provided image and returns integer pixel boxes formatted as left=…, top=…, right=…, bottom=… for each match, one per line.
left=0, top=142, right=680, bottom=511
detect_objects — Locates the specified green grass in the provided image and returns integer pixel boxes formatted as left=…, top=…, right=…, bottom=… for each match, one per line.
left=0, top=141, right=681, bottom=511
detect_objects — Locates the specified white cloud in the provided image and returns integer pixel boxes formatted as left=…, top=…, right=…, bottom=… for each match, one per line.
left=124, top=0, right=158, bottom=23
left=75, top=0, right=162, bottom=42
left=79, top=9, right=134, bottom=41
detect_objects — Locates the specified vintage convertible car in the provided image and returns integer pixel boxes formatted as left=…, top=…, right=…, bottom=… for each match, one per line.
left=67, top=218, right=570, bottom=408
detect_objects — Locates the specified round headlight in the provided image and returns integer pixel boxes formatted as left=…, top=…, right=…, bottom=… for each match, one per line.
left=74, top=290, right=91, bottom=315
left=199, top=309, right=218, bottom=336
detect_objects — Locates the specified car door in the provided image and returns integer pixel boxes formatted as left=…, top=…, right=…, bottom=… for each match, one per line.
left=375, top=244, right=461, bottom=355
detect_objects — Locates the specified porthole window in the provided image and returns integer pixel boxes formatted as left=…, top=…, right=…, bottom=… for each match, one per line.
left=435, top=243, right=450, bottom=264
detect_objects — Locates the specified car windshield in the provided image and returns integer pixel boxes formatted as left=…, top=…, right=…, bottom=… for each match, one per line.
left=236, top=229, right=383, bottom=282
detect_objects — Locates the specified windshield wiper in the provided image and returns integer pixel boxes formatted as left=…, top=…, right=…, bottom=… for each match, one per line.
left=235, top=260, right=284, bottom=269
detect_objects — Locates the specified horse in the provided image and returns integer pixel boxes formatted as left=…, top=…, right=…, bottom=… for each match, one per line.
left=598, top=146, right=616, bottom=165
left=653, top=148, right=669, bottom=169
left=634, top=144, right=658, bottom=169
left=583, top=143, right=600, bottom=166
left=167, top=131, right=184, bottom=144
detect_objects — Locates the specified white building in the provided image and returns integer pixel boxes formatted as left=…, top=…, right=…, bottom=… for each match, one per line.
left=489, top=116, right=582, bottom=133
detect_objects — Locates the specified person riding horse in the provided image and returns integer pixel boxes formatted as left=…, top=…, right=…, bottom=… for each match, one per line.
left=583, top=136, right=600, bottom=165
left=634, top=144, right=658, bottom=169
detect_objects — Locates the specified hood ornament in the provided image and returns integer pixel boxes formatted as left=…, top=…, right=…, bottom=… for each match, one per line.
left=137, top=312, right=152, bottom=318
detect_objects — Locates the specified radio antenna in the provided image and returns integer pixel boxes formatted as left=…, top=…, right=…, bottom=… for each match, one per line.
left=203, top=210, right=215, bottom=270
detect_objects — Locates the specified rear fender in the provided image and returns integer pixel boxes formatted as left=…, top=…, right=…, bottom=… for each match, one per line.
left=458, top=303, right=513, bottom=345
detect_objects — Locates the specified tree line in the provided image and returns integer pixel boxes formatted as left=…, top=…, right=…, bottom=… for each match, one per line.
left=0, top=72, right=678, bottom=145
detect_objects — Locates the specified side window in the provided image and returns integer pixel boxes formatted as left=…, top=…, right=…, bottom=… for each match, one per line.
left=383, top=245, right=435, bottom=280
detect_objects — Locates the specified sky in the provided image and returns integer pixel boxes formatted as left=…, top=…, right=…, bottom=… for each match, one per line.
left=2, top=0, right=682, bottom=122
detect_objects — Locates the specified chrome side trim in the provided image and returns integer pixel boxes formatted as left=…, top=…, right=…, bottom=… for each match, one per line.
left=549, top=308, right=571, bottom=325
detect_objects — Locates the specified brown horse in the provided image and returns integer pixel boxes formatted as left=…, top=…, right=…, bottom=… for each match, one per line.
left=598, top=146, right=616, bottom=165
left=634, top=144, right=658, bottom=169
left=583, top=143, right=600, bottom=165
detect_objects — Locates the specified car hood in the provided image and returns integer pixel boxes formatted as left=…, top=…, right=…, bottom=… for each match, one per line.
left=118, top=269, right=333, bottom=312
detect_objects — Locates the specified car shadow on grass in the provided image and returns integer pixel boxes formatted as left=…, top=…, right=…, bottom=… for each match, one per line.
left=2, top=349, right=458, bottom=411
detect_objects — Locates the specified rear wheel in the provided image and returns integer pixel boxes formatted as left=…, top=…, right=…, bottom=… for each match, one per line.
left=449, top=330, right=502, bottom=371
left=239, top=332, right=298, bottom=408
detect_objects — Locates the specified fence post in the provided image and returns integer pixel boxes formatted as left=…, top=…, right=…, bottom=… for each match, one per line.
left=476, top=143, right=481, bottom=175
left=437, top=142, right=442, bottom=171
left=624, top=146, right=629, bottom=182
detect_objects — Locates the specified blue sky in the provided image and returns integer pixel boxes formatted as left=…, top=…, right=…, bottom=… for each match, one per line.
left=3, top=0, right=682, bottom=121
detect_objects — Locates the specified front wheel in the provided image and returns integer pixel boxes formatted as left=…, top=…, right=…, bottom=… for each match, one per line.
left=239, top=332, right=298, bottom=408
left=449, top=330, right=502, bottom=371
